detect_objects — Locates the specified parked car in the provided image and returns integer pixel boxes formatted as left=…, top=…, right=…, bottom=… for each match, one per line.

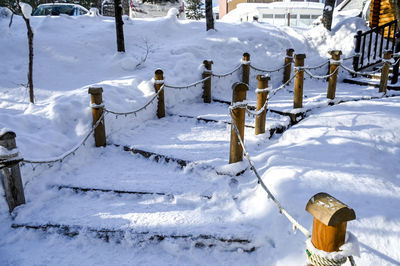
left=32, top=3, right=88, bottom=16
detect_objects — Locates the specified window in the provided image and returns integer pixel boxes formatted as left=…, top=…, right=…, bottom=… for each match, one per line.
left=300, top=14, right=311, bottom=19
left=262, top=14, right=273, bottom=18
left=275, top=14, right=285, bottom=19
left=311, top=15, right=320, bottom=19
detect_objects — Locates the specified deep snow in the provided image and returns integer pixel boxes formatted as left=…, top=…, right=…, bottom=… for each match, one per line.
left=1, top=9, right=400, bottom=266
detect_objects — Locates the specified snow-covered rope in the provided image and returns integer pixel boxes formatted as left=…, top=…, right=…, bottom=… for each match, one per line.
left=104, top=85, right=164, bottom=116
left=340, top=64, right=384, bottom=76
left=304, top=67, right=340, bottom=80
left=212, top=64, right=242, bottom=78
left=164, top=76, right=211, bottom=89
left=342, top=55, right=354, bottom=61
left=23, top=112, right=107, bottom=165
left=249, top=62, right=291, bottom=73
left=228, top=109, right=311, bottom=238
left=303, top=60, right=330, bottom=70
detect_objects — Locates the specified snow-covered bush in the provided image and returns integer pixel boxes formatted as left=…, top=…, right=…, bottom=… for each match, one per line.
left=0, top=7, right=12, bottom=18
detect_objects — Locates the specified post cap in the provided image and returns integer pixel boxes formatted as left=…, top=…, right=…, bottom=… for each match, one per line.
left=295, top=54, right=306, bottom=59
left=286, top=48, right=295, bottom=55
left=231, top=82, right=249, bottom=92
left=243, top=52, right=250, bottom=60
left=203, top=60, right=213, bottom=70
left=306, top=192, right=356, bottom=226
left=0, top=131, right=16, bottom=141
left=257, top=74, right=270, bottom=81
left=383, top=50, right=393, bottom=57
left=88, top=87, right=103, bottom=95
left=329, top=50, right=342, bottom=57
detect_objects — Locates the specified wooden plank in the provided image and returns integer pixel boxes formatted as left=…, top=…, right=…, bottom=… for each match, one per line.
left=56, top=185, right=212, bottom=200
left=11, top=223, right=256, bottom=252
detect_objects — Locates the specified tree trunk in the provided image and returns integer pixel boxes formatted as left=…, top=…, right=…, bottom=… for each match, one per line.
left=114, top=0, right=125, bottom=52
left=205, top=0, right=214, bottom=31
left=24, top=17, right=34, bottom=103
left=322, top=0, right=336, bottom=31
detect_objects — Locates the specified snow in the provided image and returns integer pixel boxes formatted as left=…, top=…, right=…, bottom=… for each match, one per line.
left=1, top=10, right=400, bottom=266
left=19, top=2, right=32, bottom=19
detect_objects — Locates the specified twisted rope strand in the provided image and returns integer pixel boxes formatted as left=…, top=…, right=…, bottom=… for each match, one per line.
left=164, top=76, right=210, bottom=89
left=250, top=62, right=291, bottom=73
left=212, top=64, right=242, bottom=78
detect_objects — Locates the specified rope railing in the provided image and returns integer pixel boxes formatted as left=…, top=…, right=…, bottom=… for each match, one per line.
left=250, top=62, right=291, bottom=73
left=211, top=64, right=242, bottom=78
left=303, top=67, right=340, bottom=80
left=229, top=109, right=357, bottom=266
left=229, top=108, right=311, bottom=237
left=340, top=64, right=384, bottom=76
left=302, top=60, right=330, bottom=70
left=104, top=85, right=164, bottom=116
left=22, top=112, right=106, bottom=165
left=164, top=76, right=211, bottom=89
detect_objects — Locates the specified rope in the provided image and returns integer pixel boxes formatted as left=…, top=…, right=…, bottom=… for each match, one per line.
left=304, top=67, right=340, bottom=80
left=104, top=85, right=164, bottom=116
left=229, top=109, right=311, bottom=238
left=164, top=76, right=210, bottom=90
left=250, top=62, right=291, bottom=73
left=212, top=64, right=242, bottom=78
left=303, top=60, right=330, bottom=70
left=340, top=64, right=384, bottom=76
left=342, top=56, right=354, bottom=61
left=23, top=112, right=106, bottom=164
left=306, top=250, right=348, bottom=266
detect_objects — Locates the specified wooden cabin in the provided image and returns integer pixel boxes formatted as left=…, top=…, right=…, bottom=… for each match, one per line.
left=369, top=0, right=398, bottom=37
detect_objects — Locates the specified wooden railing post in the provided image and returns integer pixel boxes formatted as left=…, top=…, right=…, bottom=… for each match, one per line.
left=242, top=53, right=250, bottom=85
left=229, top=82, right=248, bottom=164
left=391, top=31, right=400, bottom=84
left=379, top=50, right=392, bottom=94
left=255, top=75, right=270, bottom=135
left=0, top=131, right=25, bottom=213
left=283, top=48, right=294, bottom=84
left=327, top=50, right=342, bottom=100
left=88, top=87, right=106, bottom=147
left=306, top=192, right=356, bottom=254
left=293, top=54, right=306, bottom=109
left=202, top=60, right=213, bottom=103
left=154, top=69, right=165, bottom=118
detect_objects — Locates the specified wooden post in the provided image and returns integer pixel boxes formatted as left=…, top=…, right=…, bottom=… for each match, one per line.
left=293, top=54, right=306, bottom=109
left=352, top=30, right=362, bottom=74
left=379, top=50, right=392, bottom=94
left=154, top=69, right=165, bottom=118
left=202, top=60, right=213, bottom=103
left=283, top=48, right=294, bottom=84
left=255, top=75, right=270, bottom=135
left=88, top=87, right=106, bottom=147
left=306, top=192, right=356, bottom=253
left=0, top=131, right=25, bottom=213
left=242, top=53, right=250, bottom=85
left=327, top=50, right=342, bottom=100
left=229, top=82, right=248, bottom=164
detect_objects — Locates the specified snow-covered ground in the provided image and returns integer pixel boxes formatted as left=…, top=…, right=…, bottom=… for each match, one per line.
left=1, top=9, right=400, bottom=266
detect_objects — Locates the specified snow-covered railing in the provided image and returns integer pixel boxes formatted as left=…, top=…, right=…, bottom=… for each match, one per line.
left=228, top=83, right=359, bottom=265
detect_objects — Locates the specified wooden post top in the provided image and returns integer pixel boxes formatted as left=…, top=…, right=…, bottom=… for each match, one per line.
left=231, top=82, right=248, bottom=103
left=88, top=87, right=103, bottom=95
left=383, top=50, right=393, bottom=58
left=295, top=54, right=306, bottom=60
left=203, top=60, right=213, bottom=70
left=0, top=131, right=16, bottom=140
left=155, top=69, right=164, bottom=78
left=286, top=48, right=294, bottom=55
left=257, top=75, right=270, bottom=81
left=306, top=192, right=356, bottom=226
left=242, top=53, right=250, bottom=61
left=329, top=50, right=342, bottom=57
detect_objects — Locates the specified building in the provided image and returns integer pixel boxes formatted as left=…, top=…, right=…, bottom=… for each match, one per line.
left=221, top=1, right=325, bottom=27
left=219, top=0, right=326, bottom=19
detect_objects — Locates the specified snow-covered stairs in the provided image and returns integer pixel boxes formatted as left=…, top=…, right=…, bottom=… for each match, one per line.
left=11, top=100, right=300, bottom=251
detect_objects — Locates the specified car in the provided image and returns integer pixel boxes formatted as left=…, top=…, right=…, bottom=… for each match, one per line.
left=32, top=3, right=88, bottom=16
